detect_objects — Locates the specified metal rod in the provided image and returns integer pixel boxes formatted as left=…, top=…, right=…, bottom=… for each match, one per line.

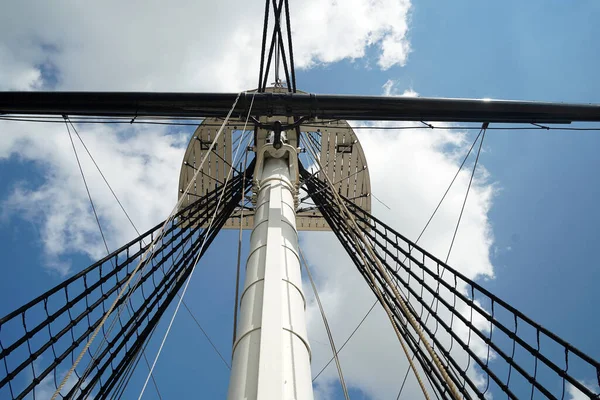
left=2, top=91, right=600, bottom=122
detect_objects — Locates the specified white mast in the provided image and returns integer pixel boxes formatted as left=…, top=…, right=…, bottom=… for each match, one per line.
left=176, top=88, right=371, bottom=399
left=227, top=133, right=314, bottom=399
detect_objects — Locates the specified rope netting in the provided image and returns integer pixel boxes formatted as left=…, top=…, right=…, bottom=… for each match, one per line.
left=303, top=167, right=600, bottom=400
left=0, top=167, right=252, bottom=400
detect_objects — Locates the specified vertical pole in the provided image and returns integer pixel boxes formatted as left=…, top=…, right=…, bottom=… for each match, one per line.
left=228, top=155, right=313, bottom=400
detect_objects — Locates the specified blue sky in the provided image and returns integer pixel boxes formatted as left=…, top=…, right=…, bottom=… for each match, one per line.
left=1, top=1, right=599, bottom=399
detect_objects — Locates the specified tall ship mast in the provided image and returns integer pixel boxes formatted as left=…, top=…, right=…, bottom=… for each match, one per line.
left=1, top=1, right=599, bottom=399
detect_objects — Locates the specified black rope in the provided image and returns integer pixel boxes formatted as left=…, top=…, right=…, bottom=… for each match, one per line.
left=284, top=0, right=297, bottom=92
left=255, top=0, right=298, bottom=91
left=313, top=191, right=454, bottom=400
left=394, top=124, right=488, bottom=398
left=67, top=118, right=243, bottom=395
left=0, top=162, right=255, bottom=399
left=4, top=116, right=600, bottom=132
left=270, top=0, right=291, bottom=91
left=65, top=118, right=164, bottom=399
left=277, top=29, right=292, bottom=92
left=258, top=0, right=270, bottom=91
left=305, top=172, right=470, bottom=399
left=261, top=0, right=285, bottom=91
left=304, top=173, right=600, bottom=399
left=309, top=127, right=486, bottom=389
left=445, top=123, right=487, bottom=263
left=67, top=118, right=142, bottom=239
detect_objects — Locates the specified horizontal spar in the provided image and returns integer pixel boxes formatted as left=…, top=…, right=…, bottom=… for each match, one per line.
left=1, top=91, right=600, bottom=123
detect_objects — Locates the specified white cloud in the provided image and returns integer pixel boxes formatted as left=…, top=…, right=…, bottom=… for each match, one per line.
left=567, top=381, right=600, bottom=400
left=34, top=369, right=82, bottom=400
left=0, top=0, right=411, bottom=92
left=382, top=79, right=417, bottom=97
left=0, top=121, right=188, bottom=275
left=292, top=0, right=411, bottom=69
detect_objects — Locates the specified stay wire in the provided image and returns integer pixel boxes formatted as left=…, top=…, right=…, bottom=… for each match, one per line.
left=445, top=126, right=487, bottom=264
left=299, top=246, right=350, bottom=400
left=258, top=0, right=270, bottom=91
left=182, top=300, right=231, bottom=370
left=64, top=119, right=112, bottom=264
left=311, top=302, right=375, bottom=382
left=416, top=126, right=485, bottom=245
left=65, top=119, right=140, bottom=235
left=4, top=116, right=600, bottom=132
left=232, top=146, right=251, bottom=349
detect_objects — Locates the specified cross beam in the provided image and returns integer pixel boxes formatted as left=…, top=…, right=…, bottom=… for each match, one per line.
left=2, top=91, right=600, bottom=123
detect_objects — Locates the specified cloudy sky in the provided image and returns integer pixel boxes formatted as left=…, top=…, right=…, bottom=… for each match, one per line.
left=1, top=0, right=599, bottom=399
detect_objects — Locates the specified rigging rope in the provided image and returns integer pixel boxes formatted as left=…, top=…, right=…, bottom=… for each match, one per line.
left=305, top=170, right=600, bottom=398
left=307, top=178, right=460, bottom=399
left=258, top=0, right=270, bottom=91
left=0, top=174, right=247, bottom=399
left=397, top=123, right=488, bottom=399
left=284, top=0, right=297, bottom=92
left=67, top=118, right=150, bottom=398
left=181, top=300, right=231, bottom=370
left=137, top=176, right=237, bottom=398
left=64, top=117, right=162, bottom=400
left=137, top=92, right=255, bottom=399
left=51, top=92, right=243, bottom=400
left=67, top=116, right=238, bottom=374
left=299, top=246, right=350, bottom=400
left=301, top=137, right=448, bottom=400
left=308, top=127, right=486, bottom=386
left=73, top=98, right=243, bottom=397
left=65, top=118, right=164, bottom=400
